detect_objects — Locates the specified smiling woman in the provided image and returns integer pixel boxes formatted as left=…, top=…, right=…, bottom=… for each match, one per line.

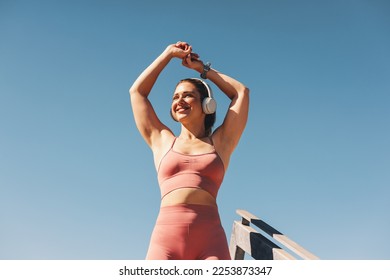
left=171, top=78, right=216, bottom=137
left=129, top=41, right=249, bottom=260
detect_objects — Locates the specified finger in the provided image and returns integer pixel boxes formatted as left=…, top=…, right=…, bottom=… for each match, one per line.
left=190, top=54, right=197, bottom=61
left=187, top=54, right=194, bottom=64
left=182, top=42, right=191, bottom=51
left=181, top=54, right=189, bottom=64
left=191, top=53, right=199, bottom=59
left=175, top=41, right=188, bottom=47
left=175, top=41, right=183, bottom=49
left=177, top=43, right=191, bottom=52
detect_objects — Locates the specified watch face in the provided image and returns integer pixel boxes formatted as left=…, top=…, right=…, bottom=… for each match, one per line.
left=201, top=63, right=211, bottom=79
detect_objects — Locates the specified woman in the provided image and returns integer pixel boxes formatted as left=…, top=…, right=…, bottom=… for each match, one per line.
left=129, top=41, right=249, bottom=260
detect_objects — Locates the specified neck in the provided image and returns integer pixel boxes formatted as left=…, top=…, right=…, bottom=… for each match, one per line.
left=179, top=124, right=207, bottom=140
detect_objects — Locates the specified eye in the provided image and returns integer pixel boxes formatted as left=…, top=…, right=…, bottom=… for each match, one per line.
left=184, top=93, right=195, bottom=99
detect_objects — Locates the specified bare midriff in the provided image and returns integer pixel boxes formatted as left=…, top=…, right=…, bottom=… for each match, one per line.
left=160, top=187, right=217, bottom=207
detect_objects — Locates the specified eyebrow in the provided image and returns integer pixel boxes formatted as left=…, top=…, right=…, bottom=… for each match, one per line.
left=174, top=90, right=196, bottom=94
left=172, top=91, right=198, bottom=97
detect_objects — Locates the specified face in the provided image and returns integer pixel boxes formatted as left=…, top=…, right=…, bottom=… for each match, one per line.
left=171, top=82, right=204, bottom=122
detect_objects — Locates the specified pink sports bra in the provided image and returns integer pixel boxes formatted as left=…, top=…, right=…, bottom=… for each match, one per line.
left=157, top=137, right=225, bottom=200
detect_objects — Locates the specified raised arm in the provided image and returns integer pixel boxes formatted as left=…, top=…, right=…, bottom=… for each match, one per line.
left=182, top=55, right=250, bottom=159
left=129, top=42, right=193, bottom=148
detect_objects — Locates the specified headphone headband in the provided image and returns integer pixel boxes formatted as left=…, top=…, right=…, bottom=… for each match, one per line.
left=190, top=78, right=214, bottom=99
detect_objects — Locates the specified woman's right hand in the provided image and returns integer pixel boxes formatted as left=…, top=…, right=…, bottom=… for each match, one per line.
left=165, top=41, right=193, bottom=59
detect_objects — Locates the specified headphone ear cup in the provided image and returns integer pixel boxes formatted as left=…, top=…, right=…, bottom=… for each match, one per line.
left=202, top=97, right=217, bottom=114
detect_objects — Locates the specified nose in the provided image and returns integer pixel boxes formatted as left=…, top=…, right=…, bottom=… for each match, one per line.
left=178, top=97, right=186, bottom=104
left=175, top=95, right=186, bottom=105
left=172, top=96, right=184, bottom=111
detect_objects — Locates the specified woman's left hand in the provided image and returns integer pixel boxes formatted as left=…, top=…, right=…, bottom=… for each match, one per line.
left=182, top=53, right=203, bottom=73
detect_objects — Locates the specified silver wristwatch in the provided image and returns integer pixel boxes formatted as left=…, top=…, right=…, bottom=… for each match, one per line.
left=200, top=62, right=211, bottom=79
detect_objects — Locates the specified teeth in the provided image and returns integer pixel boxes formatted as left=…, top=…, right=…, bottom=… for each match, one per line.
left=177, top=106, right=189, bottom=112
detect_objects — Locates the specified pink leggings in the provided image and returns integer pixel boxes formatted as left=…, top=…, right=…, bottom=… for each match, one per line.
left=146, top=204, right=231, bottom=260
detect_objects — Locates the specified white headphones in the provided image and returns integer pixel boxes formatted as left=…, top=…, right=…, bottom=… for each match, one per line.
left=191, top=78, right=217, bottom=114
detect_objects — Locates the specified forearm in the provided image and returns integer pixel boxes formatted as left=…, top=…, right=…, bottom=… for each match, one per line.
left=201, top=67, right=248, bottom=100
left=129, top=48, right=173, bottom=97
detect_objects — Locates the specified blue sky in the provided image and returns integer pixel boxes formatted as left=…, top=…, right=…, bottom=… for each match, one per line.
left=1, top=0, right=389, bottom=260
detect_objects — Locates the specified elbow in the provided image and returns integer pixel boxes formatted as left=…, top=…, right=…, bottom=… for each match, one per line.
left=243, top=86, right=250, bottom=95
left=240, top=86, right=250, bottom=105
left=129, top=85, right=135, bottom=96
left=129, top=84, right=141, bottom=97
left=239, top=86, right=250, bottom=98
left=232, top=86, right=250, bottom=102
left=129, top=83, right=149, bottom=98
left=237, top=82, right=249, bottom=95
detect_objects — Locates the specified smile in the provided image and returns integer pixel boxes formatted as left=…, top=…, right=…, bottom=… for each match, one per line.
left=176, top=105, right=190, bottom=112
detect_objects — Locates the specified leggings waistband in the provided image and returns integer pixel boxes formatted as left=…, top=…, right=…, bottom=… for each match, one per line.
left=156, top=203, right=221, bottom=225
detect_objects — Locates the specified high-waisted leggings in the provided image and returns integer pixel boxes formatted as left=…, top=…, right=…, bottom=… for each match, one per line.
left=146, top=204, right=231, bottom=260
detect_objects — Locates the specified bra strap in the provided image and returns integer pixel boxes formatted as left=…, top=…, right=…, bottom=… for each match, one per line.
left=170, top=137, right=177, bottom=149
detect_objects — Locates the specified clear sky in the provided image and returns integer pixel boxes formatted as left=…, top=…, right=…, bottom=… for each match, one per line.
left=1, top=0, right=389, bottom=260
